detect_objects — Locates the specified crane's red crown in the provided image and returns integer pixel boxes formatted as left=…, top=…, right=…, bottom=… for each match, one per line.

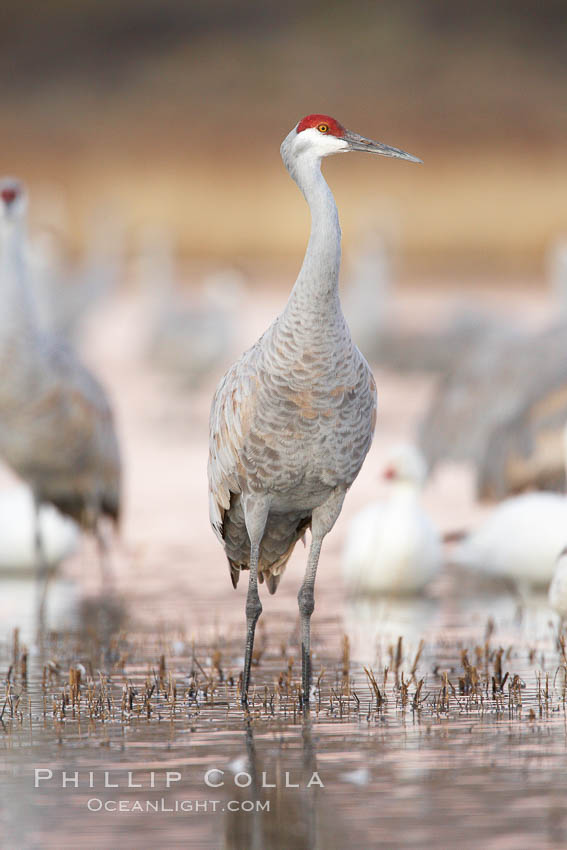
left=1, top=187, right=18, bottom=205
left=296, top=114, right=345, bottom=137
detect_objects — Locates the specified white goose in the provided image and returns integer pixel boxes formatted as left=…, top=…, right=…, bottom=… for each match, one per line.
left=453, top=428, right=567, bottom=591
left=453, top=494, right=567, bottom=591
left=342, top=444, right=442, bottom=595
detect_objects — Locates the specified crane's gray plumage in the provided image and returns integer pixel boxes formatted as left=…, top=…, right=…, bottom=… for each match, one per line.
left=209, top=284, right=377, bottom=594
left=0, top=334, right=120, bottom=526
left=208, top=115, right=420, bottom=703
left=0, top=177, right=121, bottom=538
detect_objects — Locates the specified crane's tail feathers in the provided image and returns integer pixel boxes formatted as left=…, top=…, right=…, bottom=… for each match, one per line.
left=265, top=573, right=281, bottom=595
left=225, top=517, right=311, bottom=594
left=229, top=562, right=240, bottom=589
left=227, top=536, right=302, bottom=595
left=257, top=569, right=281, bottom=594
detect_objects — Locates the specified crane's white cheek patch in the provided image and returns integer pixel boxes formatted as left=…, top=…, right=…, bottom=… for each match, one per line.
left=318, top=137, right=349, bottom=157
left=294, top=128, right=347, bottom=158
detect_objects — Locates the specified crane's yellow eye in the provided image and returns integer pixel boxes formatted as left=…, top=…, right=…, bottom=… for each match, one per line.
left=317, top=123, right=329, bottom=133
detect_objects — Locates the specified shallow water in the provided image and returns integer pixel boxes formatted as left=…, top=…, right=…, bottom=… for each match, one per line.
left=1, top=581, right=567, bottom=850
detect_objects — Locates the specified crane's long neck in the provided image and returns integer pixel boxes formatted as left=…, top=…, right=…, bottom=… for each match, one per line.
left=285, top=155, right=342, bottom=317
left=0, top=219, right=39, bottom=345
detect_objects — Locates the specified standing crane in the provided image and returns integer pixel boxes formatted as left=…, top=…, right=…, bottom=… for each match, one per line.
left=0, top=177, right=121, bottom=616
left=208, top=115, right=420, bottom=705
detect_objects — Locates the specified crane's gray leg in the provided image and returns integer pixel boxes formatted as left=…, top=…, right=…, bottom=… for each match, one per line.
left=34, top=496, right=50, bottom=632
left=241, top=497, right=269, bottom=706
left=299, top=488, right=346, bottom=706
left=299, top=538, right=321, bottom=705
left=95, top=523, right=114, bottom=590
left=86, top=500, right=113, bottom=589
left=242, top=550, right=262, bottom=706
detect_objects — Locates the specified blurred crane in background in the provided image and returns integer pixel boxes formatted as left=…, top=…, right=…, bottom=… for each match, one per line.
left=342, top=233, right=526, bottom=376
left=0, top=177, right=121, bottom=620
left=376, top=302, right=523, bottom=375
left=419, top=320, right=567, bottom=499
left=30, top=201, right=124, bottom=342
left=547, top=235, right=567, bottom=319
left=136, top=225, right=243, bottom=388
left=208, top=114, right=420, bottom=705
left=343, top=229, right=392, bottom=361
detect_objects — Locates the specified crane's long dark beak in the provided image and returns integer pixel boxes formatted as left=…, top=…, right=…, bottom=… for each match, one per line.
left=342, top=129, right=422, bottom=163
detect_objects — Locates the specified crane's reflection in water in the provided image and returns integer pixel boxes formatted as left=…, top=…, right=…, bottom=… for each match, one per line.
left=223, top=716, right=346, bottom=850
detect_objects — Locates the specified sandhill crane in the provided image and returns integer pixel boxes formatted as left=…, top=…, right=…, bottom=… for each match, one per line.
left=137, top=226, right=242, bottom=387
left=0, top=177, right=121, bottom=613
left=208, top=115, right=420, bottom=704
left=375, top=303, right=522, bottom=375
left=30, top=205, right=123, bottom=342
left=342, top=445, right=442, bottom=595
left=342, top=235, right=517, bottom=376
left=342, top=229, right=392, bottom=360
left=419, top=320, right=567, bottom=498
left=473, top=326, right=567, bottom=499
left=547, top=236, right=567, bottom=318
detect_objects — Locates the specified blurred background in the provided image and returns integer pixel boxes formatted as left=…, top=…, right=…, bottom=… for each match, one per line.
left=4, top=7, right=567, bottom=847
left=1, top=0, right=566, bottom=628
left=1, top=0, right=567, bottom=618
left=3, top=0, right=567, bottom=274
